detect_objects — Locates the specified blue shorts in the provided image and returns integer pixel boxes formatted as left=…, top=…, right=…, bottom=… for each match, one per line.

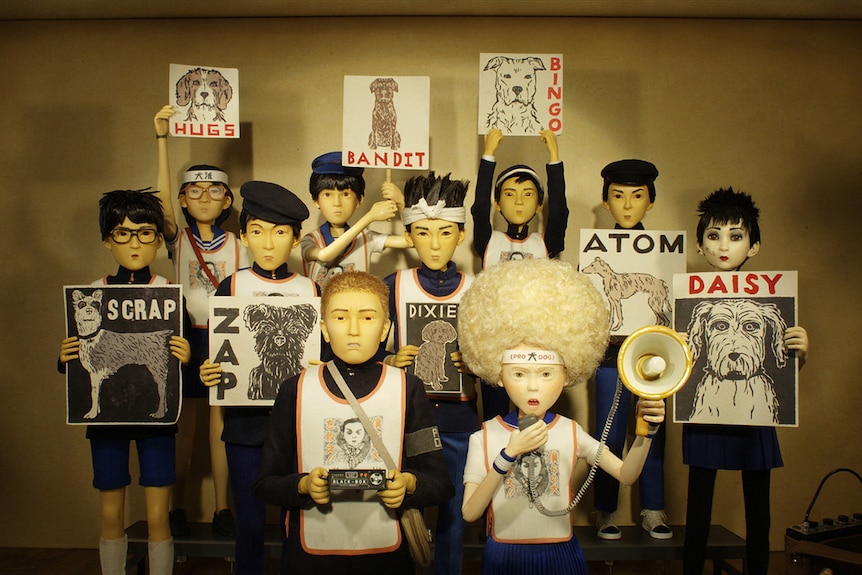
left=90, top=435, right=176, bottom=490
left=183, top=327, right=209, bottom=399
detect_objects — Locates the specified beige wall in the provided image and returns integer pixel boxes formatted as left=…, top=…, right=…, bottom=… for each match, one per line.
left=1, top=15, right=860, bottom=550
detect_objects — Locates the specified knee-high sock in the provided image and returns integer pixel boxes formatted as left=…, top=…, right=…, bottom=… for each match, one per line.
left=99, top=535, right=128, bottom=575
left=147, top=538, right=174, bottom=575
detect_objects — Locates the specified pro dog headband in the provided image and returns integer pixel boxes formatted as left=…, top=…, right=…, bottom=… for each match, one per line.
left=502, top=349, right=561, bottom=365
left=183, top=170, right=229, bottom=186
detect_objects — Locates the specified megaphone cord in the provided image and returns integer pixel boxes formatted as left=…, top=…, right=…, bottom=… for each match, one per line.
left=525, top=375, right=623, bottom=517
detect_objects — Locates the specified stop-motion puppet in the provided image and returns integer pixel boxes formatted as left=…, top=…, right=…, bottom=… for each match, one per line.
left=459, top=258, right=666, bottom=575
left=154, top=105, right=246, bottom=538
left=58, top=189, right=191, bottom=575
left=683, top=188, right=808, bottom=575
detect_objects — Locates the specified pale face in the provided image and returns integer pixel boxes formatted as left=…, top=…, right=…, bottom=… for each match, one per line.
left=240, top=219, right=299, bottom=271
left=180, top=182, right=232, bottom=226
left=499, top=346, right=567, bottom=419
left=315, top=188, right=361, bottom=228
left=603, top=184, right=654, bottom=228
left=342, top=421, right=366, bottom=448
left=405, top=218, right=465, bottom=271
left=495, top=177, right=542, bottom=226
left=321, top=291, right=391, bottom=365
left=104, top=217, right=163, bottom=271
left=699, top=219, right=760, bottom=271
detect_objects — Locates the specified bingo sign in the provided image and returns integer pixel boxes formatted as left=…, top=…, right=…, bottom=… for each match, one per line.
left=479, top=53, right=563, bottom=135
left=169, top=63, right=239, bottom=138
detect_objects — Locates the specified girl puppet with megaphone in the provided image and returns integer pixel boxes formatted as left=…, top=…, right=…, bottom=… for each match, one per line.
left=458, top=258, right=666, bottom=575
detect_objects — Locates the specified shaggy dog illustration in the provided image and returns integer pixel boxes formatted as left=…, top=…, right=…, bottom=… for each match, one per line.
left=413, top=320, right=458, bottom=391
left=71, top=289, right=172, bottom=420
left=244, top=302, right=318, bottom=400
left=368, top=77, right=401, bottom=150
left=175, top=67, right=234, bottom=122
left=582, top=257, right=671, bottom=331
left=484, top=55, right=546, bottom=133
left=686, top=298, right=787, bottom=423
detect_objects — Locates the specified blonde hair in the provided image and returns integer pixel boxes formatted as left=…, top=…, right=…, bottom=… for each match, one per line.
left=459, top=259, right=609, bottom=387
left=321, top=271, right=390, bottom=321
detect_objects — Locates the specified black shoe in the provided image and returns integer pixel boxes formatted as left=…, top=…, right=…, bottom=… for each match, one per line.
left=213, top=508, right=236, bottom=538
left=169, top=509, right=191, bottom=537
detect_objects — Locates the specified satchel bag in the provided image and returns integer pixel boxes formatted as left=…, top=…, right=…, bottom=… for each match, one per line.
left=326, top=362, right=433, bottom=566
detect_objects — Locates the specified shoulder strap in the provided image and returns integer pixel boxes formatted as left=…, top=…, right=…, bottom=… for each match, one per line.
left=185, top=228, right=220, bottom=289
left=326, top=361, right=397, bottom=470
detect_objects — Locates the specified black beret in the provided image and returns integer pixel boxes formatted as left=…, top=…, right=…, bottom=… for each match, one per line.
left=600, top=159, right=659, bottom=185
left=240, top=180, right=309, bottom=224
left=311, top=151, right=364, bottom=177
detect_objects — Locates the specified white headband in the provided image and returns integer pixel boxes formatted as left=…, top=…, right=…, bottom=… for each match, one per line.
left=182, top=170, right=229, bottom=186
left=502, top=349, right=562, bottom=365
left=402, top=198, right=467, bottom=226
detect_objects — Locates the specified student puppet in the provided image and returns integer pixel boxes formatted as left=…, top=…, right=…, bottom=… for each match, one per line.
left=301, top=151, right=408, bottom=289
left=58, top=189, right=191, bottom=575
left=459, top=258, right=665, bottom=575
left=383, top=172, right=476, bottom=575
left=199, top=181, right=319, bottom=575
left=681, top=188, right=808, bottom=575
left=585, top=159, right=676, bottom=540
left=471, top=128, right=568, bottom=267
left=253, top=271, right=453, bottom=573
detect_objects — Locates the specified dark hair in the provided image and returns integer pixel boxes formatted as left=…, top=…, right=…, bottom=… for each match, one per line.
left=602, top=179, right=657, bottom=203
left=309, top=172, right=366, bottom=201
left=404, top=172, right=469, bottom=231
left=178, top=164, right=234, bottom=227
left=239, top=209, right=302, bottom=239
left=99, top=189, right=164, bottom=240
left=696, top=187, right=761, bottom=245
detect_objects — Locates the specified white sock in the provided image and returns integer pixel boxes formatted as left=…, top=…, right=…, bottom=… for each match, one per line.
left=99, top=535, right=128, bottom=575
left=147, top=537, right=174, bottom=575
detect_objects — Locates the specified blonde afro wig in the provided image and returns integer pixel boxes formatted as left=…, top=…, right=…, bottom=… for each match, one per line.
left=459, top=258, right=609, bottom=387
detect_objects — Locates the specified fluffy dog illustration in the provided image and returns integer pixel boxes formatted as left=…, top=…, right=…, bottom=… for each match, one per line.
left=368, top=77, right=401, bottom=150
left=686, top=298, right=788, bottom=423
left=413, top=320, right=458, bottom=391
left=484, top=55, right=546, bottom=133
left=582, top=257, right=671, bottom=331
left=175, top=67, right=234, bottom=122
left=71, top=289, right=173, bottom=420
left=244, top=302, right=318, bottom=400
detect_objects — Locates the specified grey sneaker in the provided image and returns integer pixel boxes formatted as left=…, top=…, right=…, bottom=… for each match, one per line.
left=641, top=509, right=673, bottom=540
left=596, top=511, right=622, bottom=540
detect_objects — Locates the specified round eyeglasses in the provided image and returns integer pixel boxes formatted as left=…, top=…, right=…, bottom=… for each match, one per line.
left=109, top=227, right=159, bottom=244
left=184, top=184, right=227, bottom=200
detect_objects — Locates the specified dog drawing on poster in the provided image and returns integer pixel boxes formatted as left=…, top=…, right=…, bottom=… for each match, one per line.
left=483, top=55, right=546, bottom=134
left=368, top=77, right=401, bottom=150
left=413, top=320, right=458, bottom=391
left=686, top=298, right=787, bottom=423
left=244, top=302, right=318, bottom=400
left=71, top=289, right=173, bottom=420
left=175, top=67, right=234, bottom=122
left=582, top=257, right=671, bottom=331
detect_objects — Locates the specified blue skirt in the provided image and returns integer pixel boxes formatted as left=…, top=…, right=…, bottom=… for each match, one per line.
left=481, top=533, right=587, bottom=575
left=682, top=423, right=783, bottom=470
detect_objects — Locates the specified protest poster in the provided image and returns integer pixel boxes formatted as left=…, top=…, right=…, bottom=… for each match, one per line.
left=169, top=63, right=239, bottom=138
left=208, top=296, right=321, bottom=406
left=478, top=52, right=563, bottom=135
left=579, top=229, right=687, bottom=337
left=342, top=75, right=430, bottom=170
left=673, top=270, right=799, bottom=427
left=63, top=285, right=183, bottom=425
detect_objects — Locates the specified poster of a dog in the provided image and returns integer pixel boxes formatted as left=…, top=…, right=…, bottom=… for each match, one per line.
left=63, top=285, right=183, bottom=425
left=579, top=229, right=687, bottom=337
left=169, top=63, right=239, bottom=138
left=208, top=296, right=321, bottom=406
left=673, top=271, right=799, bottom=427
left=342, top=75, right=430, bottom=170
left=478, top=53, right=563, bottom=136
